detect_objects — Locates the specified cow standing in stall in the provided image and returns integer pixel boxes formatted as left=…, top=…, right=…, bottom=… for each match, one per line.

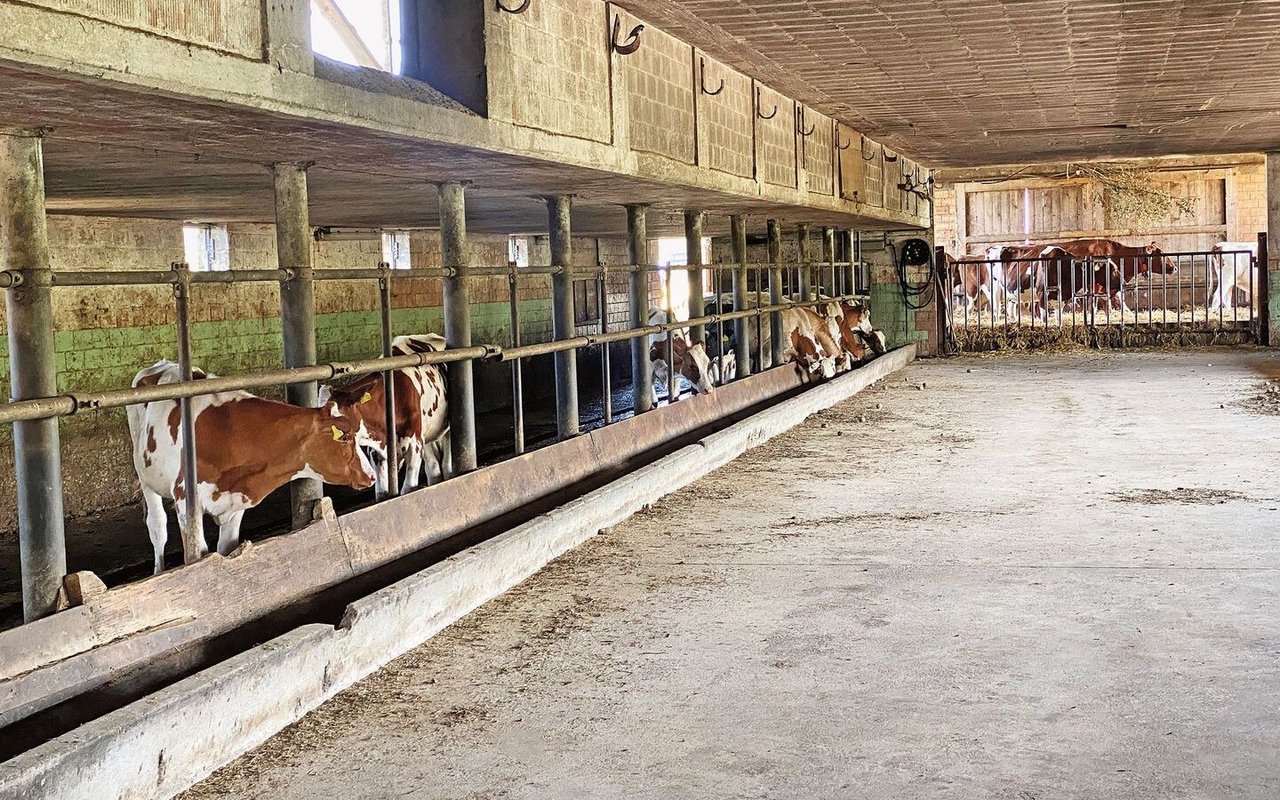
left=128, top=361, right=378, bottom=574
left=1207, top=241, right=1260, bottom=312
left=323, top=333, right=451, bottom=498
left=647, top=308, right=717, bottom=400
left=1045, top=238, right=1177, bottom=314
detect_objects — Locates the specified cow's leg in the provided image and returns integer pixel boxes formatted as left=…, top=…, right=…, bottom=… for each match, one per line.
left=215, top=510, right=246, bottom=557
left=142, top=487, right=169, bottom=574
left=401, top=438, right=424, bottom=491
left=172, top=502, right=208, bottom=563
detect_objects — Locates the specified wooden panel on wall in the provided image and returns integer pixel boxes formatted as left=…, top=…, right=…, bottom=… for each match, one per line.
left=754, top=83, right=796, bottom=189
left=799, top=106, right=834, bottom=196
left=621, top=12, right=695, bottom=162
left=836, top=124, right=863, bottom=201
left=965, top=189, right=1024, bottom=239
left=862, top=138, right=884, bottom=207
left=27, top=0, right=263, bottom=56
left=487, top=0, right=612, bottom=143
left=1028, top=184, right=1087, bottom=235
left=694, top=52, right=753, bottom=179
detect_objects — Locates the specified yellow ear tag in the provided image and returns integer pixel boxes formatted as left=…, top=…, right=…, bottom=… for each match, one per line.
left=331, top=425, right=345, bottom=441
left=360, top=391, right=372, bottom=404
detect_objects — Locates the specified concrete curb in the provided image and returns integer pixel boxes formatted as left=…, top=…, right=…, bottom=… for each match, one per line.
left=0, top=346, right=915, bottom=800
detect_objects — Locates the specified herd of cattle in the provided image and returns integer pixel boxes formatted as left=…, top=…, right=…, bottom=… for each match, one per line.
left=129, top=297, right=885, bottom=573
left=949, top=238, right=1259, bottom=320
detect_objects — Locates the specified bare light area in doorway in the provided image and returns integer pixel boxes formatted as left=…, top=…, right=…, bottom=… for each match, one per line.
left=310, top=0, right=403, bottom=73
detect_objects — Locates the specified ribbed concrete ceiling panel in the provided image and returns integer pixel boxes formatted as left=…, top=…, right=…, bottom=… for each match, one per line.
left=621, top=0, right=1280, bottom=165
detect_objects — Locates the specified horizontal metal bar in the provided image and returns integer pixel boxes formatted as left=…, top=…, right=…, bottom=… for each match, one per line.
left=0, top=271, right=20, bottom=288
left=49, top=269, right=294, bottom=287
left=0, top=345, right=494, bottom=425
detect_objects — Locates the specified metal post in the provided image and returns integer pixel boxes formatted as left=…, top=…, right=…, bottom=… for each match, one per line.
left=1, top=132, right=66, bottom=621
left=684, top=210, right=705, bottom=341
left=547, top=195, right=578, bottom=438
left=1259, top=231, right=1270, bottom=345
left=508, top=268, right=525, bottom=453
left=855, top=230, right=863, bottom=294
left=822, top=227, right=835, bottom=297
left=934, top=246, right=950, bottom=355
left=731, top=215, right=751, bottom=378
left=272, top=162, right=321, bottom=528
left=598, top=268, right=612, bottom=424
left=767, top=219, right=785, bottom=368
left=797, top=223, right=811, bottom=300
left=439, top=181, right=476, bottom=472
left=377, top=270, right=399, bottom=497
left=172, top=264, right=203, bottom=563
left=626, top=205, right=653, bottom=414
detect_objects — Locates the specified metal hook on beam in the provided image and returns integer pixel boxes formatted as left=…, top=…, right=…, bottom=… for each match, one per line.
left=883, top=147, right=900, bottom=163
left=755, top=85, right=777, bottom=120
left=835, top=132, right=852, bottom=150
left=860, top=134, right=878, bottom=162
left=699, top=56, right=725, bottom=96
left=495, top=0, right=531, bottom=13
left=796, top=107, right=816, bottom=137
left=611, top=14, right=644, bottom=55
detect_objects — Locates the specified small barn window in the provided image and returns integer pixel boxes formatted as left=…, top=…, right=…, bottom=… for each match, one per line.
left=508, top=236, right=530, bottom=268
left=311, top=0, right=403, bottom=73
left=182, top=223, right=230, bottom=272
left=381, top=230, right=411, bottom=269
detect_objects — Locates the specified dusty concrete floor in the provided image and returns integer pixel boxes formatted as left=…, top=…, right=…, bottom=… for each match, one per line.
left=184, top=349, right=1280, bottom=800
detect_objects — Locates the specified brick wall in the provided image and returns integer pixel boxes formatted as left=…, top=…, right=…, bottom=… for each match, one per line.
left=695, top=53, right=753, bottom=179
left=755, top=85, right=796, bottom=188
left=485, top=0, right=612, bottom=143
left=623, top=10, right=695, bottom=163
left=25, top=0, right=263, bottom=57
left=800, top=107, right=834, bottom=196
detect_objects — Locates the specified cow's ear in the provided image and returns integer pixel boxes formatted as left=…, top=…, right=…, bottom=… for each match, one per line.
left=331, top=425, right=346, bottom=441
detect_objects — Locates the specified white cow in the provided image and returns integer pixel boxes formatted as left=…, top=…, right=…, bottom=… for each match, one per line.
left=648, top=308, right=716, bottom=397
left=1207, top=241, right=1259, bottom=311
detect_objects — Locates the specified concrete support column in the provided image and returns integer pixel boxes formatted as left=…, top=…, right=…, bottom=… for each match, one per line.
left=796, top=223, right=812, bottom=300
left=439, top=181, right=477, bottom=472
left=272, top=162, right=322, bottom=528
left=821, top=226, right=835, bottom=297
left=547, top=195, right=578, bottom=438
left=767, top=219, right=785, bottom=368
left=264, top=0, right=314, bottom=74
left=1, top=131, right=66, bottom=622
left=1267, top=153, right=1280, bottom=346
left=730, top=215, right=751, bottom=378
left=626, top=205, right=653, bottom=413
left=684, top=210, right=705, bottom=341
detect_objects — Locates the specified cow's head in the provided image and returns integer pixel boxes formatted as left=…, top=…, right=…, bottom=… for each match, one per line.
left=710, top=351, right=736, bottom=385
left=323, top=380, right=392, bottom=495
left=674, top=337, right=716, bottom=394
left=840, top=302, right=874, bottom=335
left=307, top=413, right=377, bottom=491
left=1143, top=243, right=1177, bottom=274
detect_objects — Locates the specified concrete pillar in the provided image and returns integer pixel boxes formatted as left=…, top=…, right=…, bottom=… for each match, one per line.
left=547, top=195, right=578, bottom=438
left=730, top=215, right=751, bottom=378
left=626, top=205, right=653, bottom=413
left=272, top=162, right=322, bottom=528
left=1, top=131, right=66, bottom=621
left=796, top=223, right=811, bottom=300
left=767, top=219, right=785, bottom=368
left=264, top=0, right=314, bottom=74
left=684, top=210, right=705, bottom=341
left=439, top=181, right=477, bottom=472
left=1267, top=153, right=1280, bottom=346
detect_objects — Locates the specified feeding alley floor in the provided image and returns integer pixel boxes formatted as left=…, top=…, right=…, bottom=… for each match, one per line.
left=183, top=348, right=1280, bottom=800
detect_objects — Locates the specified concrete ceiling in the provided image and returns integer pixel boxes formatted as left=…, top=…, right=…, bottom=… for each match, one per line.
left=626, top=0, right=1280, bottom=166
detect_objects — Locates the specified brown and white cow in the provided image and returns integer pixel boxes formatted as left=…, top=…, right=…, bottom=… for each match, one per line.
left=323, top=333, right=451, bottom=497
left=1045, top=238, right=1177, bottom=312
left=128, top=361, right=377, bottom=574
left=1207, top=241, right=1259, bottom=311
left=648, top=308, right=716, bottom=397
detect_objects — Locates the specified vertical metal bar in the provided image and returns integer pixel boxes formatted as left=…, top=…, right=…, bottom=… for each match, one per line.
left=767, top=219, right=785, bottom=367
left=665, top=266, right=677, bottom=403
left=272, top=162, right=321, bottom=528
left=547, top=195, right=578, bottom=438
left=377, top=270, right=399, bottom=498
left=1, top=132, right=65, bottom=620
left=854, top=230, right=863, bottom=294
left=934, top=246, right=949, bottom=353
left=598, top=268, right=612, bottom=424
left=1162, top=255, right=1168, bottom=326
left=508, top=267, right=525, bottom=454
left=822, top=227, right=835, bottom=298
left=1259, top=232, right=1270, bottom=344
left=439, top=181, right=476, bottom=472
left=1189, top=253, right=1196, bottom=327
left=684, top=210, right=705, bottom=343
left=731, top=215, right=751, bottom=379
left=713, top=261, right=725, bottom=385
left=171, top=264, right=203, bottom=566
left=626, top=205, right=653, bottom=414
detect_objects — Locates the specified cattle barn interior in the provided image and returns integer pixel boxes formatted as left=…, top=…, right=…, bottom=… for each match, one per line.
left=0, top=2, right=1278, bottom=798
